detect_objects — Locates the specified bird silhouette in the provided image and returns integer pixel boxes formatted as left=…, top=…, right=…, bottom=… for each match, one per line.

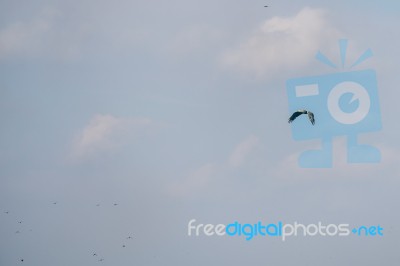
left=288, top=109, right=315, bottom=125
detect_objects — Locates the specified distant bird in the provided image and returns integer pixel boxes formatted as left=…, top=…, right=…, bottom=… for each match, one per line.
left=126, top=236, right=133, bottom=239
left=99, top=258, right=104, bottom=262
left=288, top=109, right=315, bottom=125
left=15, top=230, right=20, bottom=234
left=264, top=6, right=268, bottom=7
left=53, top=202, right=57, bottom=205
left=20, top=259, right=24, bottom=262
left=93, top=253, right=97, bottom=256
left=96, top=203, right=100, bottom=207
left=18, top=221, right=22, bottom=224
left=122, top=245, right=126, bottom=248
left=113, top=203, right=118, bottom=206
left=4, top=211, right=9, bottom=214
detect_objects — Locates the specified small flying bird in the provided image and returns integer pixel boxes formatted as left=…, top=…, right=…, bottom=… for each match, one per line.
left=288, top=109, right=315, bottom=125
left=96, top=203, right=100, bottom=207
left=99, top=258, right=104, bottom=262
left=4, top=211, right=9, bottom=214
left=18, top=221, right=22, bottom=224
left=126, top=236, right=133, bottom=239
left=20, top=259, right=24, bottom=262
left=93, top=253, right=97, bottom=256
left=113, top=203, right=118, bottom=206
left=264, top=6, right=268, bottom=7
left=122, top=245, right=126, bottom=248
left=53, top=202, right=57, bottom=205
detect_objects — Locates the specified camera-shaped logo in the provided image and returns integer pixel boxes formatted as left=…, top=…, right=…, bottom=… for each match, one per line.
left=287, top=40, right=382, bottom=168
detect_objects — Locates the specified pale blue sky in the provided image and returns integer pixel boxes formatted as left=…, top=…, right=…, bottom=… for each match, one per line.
left=1, top=0, right=399, bottom=265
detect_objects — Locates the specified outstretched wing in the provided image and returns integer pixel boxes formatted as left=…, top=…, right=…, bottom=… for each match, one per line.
left=307, top=111, right=315, bottom=125
left=288, top=111, right=303, bottom=123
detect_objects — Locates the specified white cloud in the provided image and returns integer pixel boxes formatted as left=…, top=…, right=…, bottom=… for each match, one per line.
left=0, top=3, right=175, bottom=61
left=70, top=114, right=154, bottom=160
left=167, top=134, right=260, bottom=197
left=228, top=135, right=259, bottom=167
left=71, top=114, right=123, bottom=159
left=167, top=163, right=216, bottom=197
left=0, top=6, right=95, bottom=60
left=0, top=12, right=52, bottom=58
left=220, top=7, right=342, bottom=77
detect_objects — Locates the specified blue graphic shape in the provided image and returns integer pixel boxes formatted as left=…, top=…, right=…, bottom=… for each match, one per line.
left=287, top=69, right=382, bottom=168
left=339, top=92, right=359, bottom=113
left=339, top=39, right=348, bottom=68
left=350, top=48, right=373, bottom=69
left=315, top=51, right=338, bottom=69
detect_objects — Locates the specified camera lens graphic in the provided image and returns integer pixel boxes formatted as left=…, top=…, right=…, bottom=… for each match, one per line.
left=327, top=81, right=371, bottom=125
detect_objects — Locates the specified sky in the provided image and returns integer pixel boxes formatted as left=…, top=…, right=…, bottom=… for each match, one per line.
left=1, top=0, right=400, bottom=265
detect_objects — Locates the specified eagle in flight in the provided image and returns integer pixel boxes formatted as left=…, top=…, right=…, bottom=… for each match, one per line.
left=288, top=109, right=315, bottom=125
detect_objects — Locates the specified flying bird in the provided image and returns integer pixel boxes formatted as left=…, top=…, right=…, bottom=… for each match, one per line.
left=288, top=109, right=315, bottom=125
